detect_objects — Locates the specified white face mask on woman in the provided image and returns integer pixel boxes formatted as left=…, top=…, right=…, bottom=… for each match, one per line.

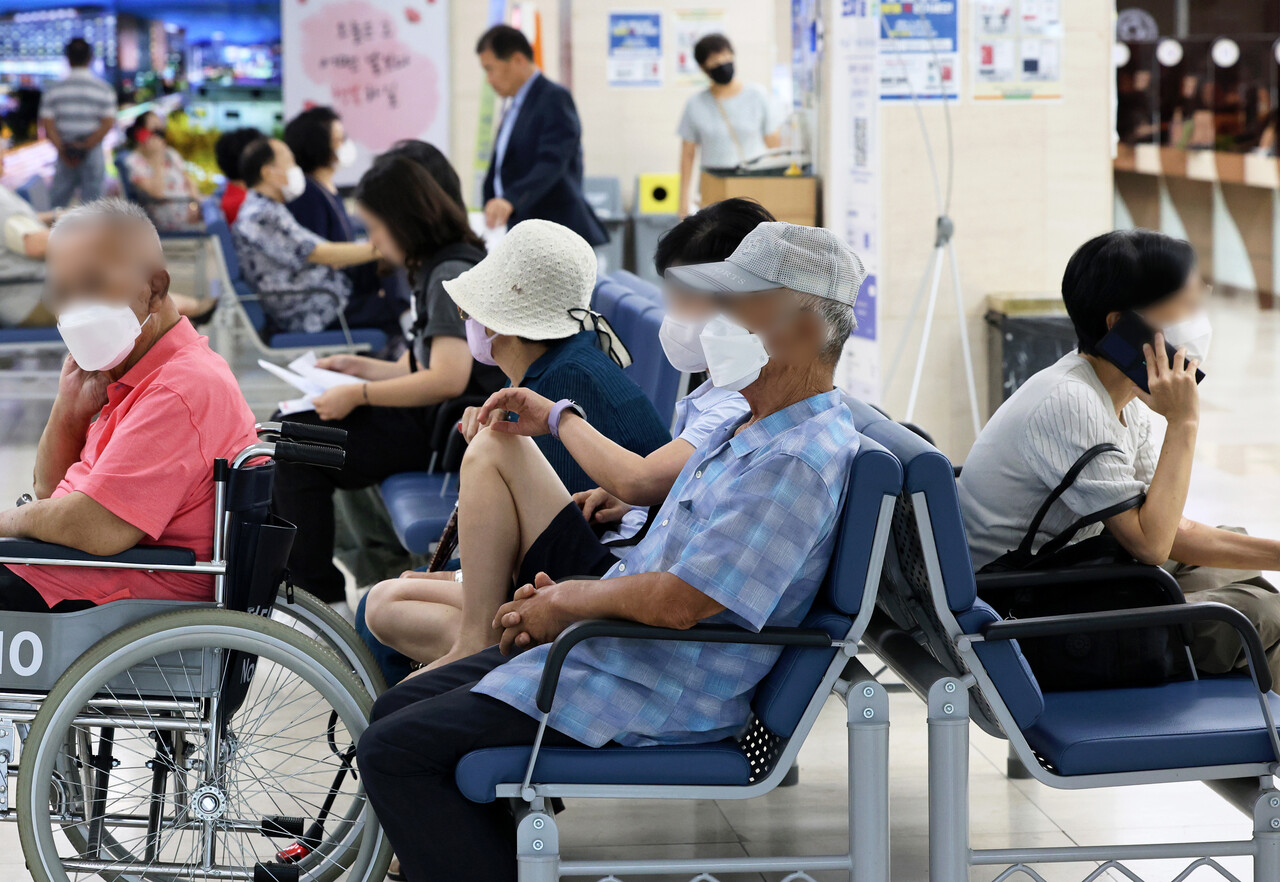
left=336, top=140, right=358, bottom=168
left=57, top=301, right=151, bottom=372
left=699, top=314, right=770, bottom=392
left=658, top=314, right=709, bottom=372
left=1160, top=310, right=1213, bottom=363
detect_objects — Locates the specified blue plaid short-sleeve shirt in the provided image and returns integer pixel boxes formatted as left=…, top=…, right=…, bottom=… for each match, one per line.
left=473, top=389, right=858, bottom=747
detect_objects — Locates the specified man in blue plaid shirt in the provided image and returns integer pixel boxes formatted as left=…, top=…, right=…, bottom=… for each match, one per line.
left=358, top=223, right=866, bottom=882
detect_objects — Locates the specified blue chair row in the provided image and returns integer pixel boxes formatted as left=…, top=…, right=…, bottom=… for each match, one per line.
left=852, top=399, right=1280, bottom=882
left=201, top=198, right=386, bottom=357
left=456, top=407, right=903, bottom=881
left=379, top=271, right=682, bottom=556
left=592, top=272, right=682, bottom=427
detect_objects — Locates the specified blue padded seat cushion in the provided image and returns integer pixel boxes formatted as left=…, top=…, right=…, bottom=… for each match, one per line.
left=380, top=472, right=458, bottom=554
left=456, top=739, right=752, bottom=803
left=0, top=327, right=63, bottom=344
left=269, top=329, right=387, bottom=351
left=955, top=600, right=1045, bottom=729
left=1025, top=677, right=1280, bottom=775
left=611, top=269, right=662, bottom=303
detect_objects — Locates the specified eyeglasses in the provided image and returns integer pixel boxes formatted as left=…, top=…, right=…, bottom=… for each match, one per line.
left=457, top=307, right=470, bottom=321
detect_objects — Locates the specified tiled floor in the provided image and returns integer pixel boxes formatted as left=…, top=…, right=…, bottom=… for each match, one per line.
left=0, top=291, right=1277, bottom=880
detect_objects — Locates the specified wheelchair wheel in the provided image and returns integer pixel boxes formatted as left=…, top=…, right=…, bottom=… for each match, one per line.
left=272, top=586, right=386, bottom=697
left=18, top=608, right=391, bottom=882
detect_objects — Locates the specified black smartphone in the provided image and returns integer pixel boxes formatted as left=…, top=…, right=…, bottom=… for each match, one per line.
left=1095, top=311, right=1205, bottom=394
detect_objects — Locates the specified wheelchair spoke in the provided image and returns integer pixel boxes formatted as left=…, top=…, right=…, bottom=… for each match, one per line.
left=20, top=612, right=384, bottom=882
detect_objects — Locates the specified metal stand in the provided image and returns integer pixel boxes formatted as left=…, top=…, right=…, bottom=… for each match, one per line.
left=886, top=216, right=982, bottom=438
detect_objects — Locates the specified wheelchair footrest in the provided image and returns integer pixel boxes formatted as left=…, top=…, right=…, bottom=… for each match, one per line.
left=260, top=815, right=306, bottom=838
left=254, top=862, right=300, bottom=882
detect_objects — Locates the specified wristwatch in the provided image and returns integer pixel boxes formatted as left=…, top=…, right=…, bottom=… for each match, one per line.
left=548, top=399, right=586, bottom=440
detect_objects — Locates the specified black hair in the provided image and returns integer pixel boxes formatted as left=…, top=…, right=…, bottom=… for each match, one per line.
left=65, top=37, right=92, bottom=66
left=379, top=139, right=467, bottom=212
left=694, top=33, right=733, bottom=68
left=355, top=156, right=483, bottom=282
left=1061, top=229, right=1198, bottom=352
left=653, top=197, right=776, bottom=275
left=284, top=106, right=341, bottom=175
left=476, top=24, right=534, bottom=60
left=239, top=137, right=279, bottom=188
left=124, top=117, right=152, bottom=148
left=214, top=127, right=264, bottom=181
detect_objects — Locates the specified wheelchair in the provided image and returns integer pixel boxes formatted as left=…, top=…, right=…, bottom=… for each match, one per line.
left=0, top=422, right=391, bottom=882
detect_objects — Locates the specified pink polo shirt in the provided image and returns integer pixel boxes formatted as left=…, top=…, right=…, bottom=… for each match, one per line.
left=9, top=318, right=259, bottom=606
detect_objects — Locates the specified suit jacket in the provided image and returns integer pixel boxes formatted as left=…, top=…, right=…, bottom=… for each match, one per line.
left=483, top=74, right=608, bottom=246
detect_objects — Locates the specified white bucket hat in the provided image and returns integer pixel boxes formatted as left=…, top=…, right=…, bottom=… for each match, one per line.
left=443, top=219, right=598, bottom=340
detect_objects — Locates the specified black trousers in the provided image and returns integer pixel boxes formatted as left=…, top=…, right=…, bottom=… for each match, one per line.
left=357, top=647, right=588, bottom=882
left=0, top=566, right=94, bottom=612
left=271, top=404, right=437, bottom=602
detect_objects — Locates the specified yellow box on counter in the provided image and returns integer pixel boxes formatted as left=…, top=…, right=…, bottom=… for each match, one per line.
left=637, top=173, right=681, bottom=215
left=699, top=171, right=820, bottom=226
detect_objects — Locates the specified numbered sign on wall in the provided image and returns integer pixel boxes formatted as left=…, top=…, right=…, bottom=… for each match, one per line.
left=283, top=0, right=451, bottom=185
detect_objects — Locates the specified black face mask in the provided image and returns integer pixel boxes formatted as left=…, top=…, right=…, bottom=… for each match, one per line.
left=706, top=62, right=734, bottom=86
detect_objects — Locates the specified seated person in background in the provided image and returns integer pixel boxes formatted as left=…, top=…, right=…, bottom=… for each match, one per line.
left=0, top=200, right=258, bottom=611
left=214, top=126, right=263, bottom=225
left=959, top=228, right=1280, bottom=683
left=122, top=117, right=201, bottom=231
left=356, top=222, right=864, bottom=882
left=284, top=106, right=408, bottom=345
left=231, top=137, right=379, bottom=335
left=272, top=155, right=505, bottom=606
left=363, top=197, right=771, bottom=670
left=0, top=155, right=210, bottom=326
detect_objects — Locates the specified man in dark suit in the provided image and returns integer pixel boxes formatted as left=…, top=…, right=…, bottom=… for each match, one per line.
left=476, top=25, right=608, bottom=246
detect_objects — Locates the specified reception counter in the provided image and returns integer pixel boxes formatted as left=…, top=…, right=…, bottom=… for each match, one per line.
left=1114, top=144, right=1280, bottom=305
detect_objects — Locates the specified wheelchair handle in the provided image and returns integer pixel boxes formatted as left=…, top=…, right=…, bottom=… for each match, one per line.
left=277, top=422, right=349, bottom=446
left=272, top=441, right=346, bottom=470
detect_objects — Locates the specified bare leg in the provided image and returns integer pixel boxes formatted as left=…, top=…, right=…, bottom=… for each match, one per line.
left=365, top=576, right=465, bottom=663
left=426, top=428, right=571, bottom=670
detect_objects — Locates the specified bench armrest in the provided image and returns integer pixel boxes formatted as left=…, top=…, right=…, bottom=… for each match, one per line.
left=976, top=562, right=1183, bottom=599
left=0, top=537, right=197, bottom=569
left=980, top=600, right=1272, bottom=694
left=535, top=619, right=836, bottom=713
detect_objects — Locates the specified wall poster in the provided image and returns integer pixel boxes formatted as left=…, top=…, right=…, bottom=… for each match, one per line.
left=282, top=0, right=450, bottom=186
left=607, top=11, right=664, bottom=87
left=879, top=1, right=960, bottom=101
left=971, top=0, right=1064, bottom=101
left=828, top=0, right=882, bottom=404
left=672, top=8, right=726, bottom=85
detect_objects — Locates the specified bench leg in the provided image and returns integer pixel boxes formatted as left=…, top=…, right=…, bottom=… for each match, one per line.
left=928, top=677, right=970, bottom=882
left=515, top=798, right=560, bottom=882
left=848, top=676, right=890, bottom=882
left=1257, top=785, right=1280, bottom=880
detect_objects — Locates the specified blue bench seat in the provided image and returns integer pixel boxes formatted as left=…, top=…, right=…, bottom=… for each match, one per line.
left=270, top=329, right=387, bottom=351
left=456, top=741, right=752, bottom=803
left=1026, top=677, right=1280, bottom=776
left=380, top=471, right=457, bottom=554
left=0, top=327, right=63, bottom=345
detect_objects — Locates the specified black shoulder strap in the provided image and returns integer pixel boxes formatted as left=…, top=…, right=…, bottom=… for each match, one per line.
left=1013, top=443, right=1126, bottom=558
left=408, top=242, right=487, bottom=372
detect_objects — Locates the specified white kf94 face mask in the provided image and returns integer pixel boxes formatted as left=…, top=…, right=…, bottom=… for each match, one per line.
left=282, top=166, right=307, bottom=202
left=336, top=140, right=358, bottom=168
left=699, top=315, right=770, bottom=392
left=1160, top=310, right=1213, bottom=364
left=57, top=301, right=150, bottom=372
left=658, top=314, right=709, bottom=372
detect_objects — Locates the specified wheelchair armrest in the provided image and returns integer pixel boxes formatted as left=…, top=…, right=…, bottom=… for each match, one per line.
left=535, top=619, right=836, bottom=713
left=980, top=600, right=1273, bottom=694
left=0, top=537, right=197, bottom=568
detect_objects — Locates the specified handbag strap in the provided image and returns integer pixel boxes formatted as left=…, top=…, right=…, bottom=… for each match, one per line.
left=714, top=95, right=747, bottom=166
left=1014, top=443, right=1125, bottom=558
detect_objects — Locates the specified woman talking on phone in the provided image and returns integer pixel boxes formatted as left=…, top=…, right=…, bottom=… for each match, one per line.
left=958, top=228, right=1280, bottom=684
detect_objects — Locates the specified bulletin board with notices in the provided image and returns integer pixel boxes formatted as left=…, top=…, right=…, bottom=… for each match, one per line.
left=970, top=0, right=1063, bottom=102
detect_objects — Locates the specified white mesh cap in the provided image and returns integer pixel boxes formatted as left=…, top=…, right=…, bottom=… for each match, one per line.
left=665, top=222, right=866, bottom=307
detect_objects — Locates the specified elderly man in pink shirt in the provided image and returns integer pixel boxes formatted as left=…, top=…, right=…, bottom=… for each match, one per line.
left=0, top=199, right=259, bottom=611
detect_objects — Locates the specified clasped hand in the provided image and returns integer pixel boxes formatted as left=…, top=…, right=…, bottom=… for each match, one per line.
left=493, top=572, right=577, bottom=655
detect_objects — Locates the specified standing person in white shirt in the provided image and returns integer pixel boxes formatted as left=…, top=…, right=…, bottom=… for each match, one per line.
left=40, top=38, right=118, bottom=208
left=677, top=33, right=784, bottom=219
left=959, top=229, right=1280, bottom=683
